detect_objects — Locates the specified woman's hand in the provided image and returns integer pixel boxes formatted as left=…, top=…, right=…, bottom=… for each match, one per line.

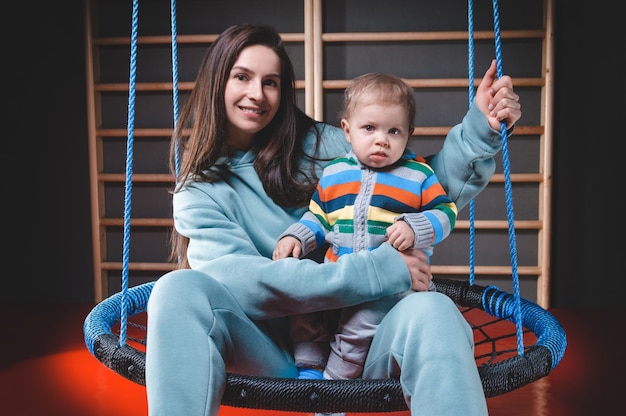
left=475, top=59, right=521, bottom=130
left=397, top=248, right=433, bottom=292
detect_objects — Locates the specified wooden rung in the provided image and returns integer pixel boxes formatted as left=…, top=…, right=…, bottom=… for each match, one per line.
left=507, top=125, right=544, bottom=135
left=100, top=263, right=540, bottom=275
left=94, top=82, right=196, bottom=92
left=91, top=29, right=544, bottom=47
left=97, top=219, right=541, bottom=230
left=99, top=218, right=173, bottom=227
left=322, top=29, right=545, bottom=42
left=431, top=265, right=542, bottom=275
left=95, top=78, right=542, bottom=92
left=94, top=80, right=305, bottom=93
left=97, top=128, right=174, bottom=137
left=101, top=262, right=176, bottom=272
left=92, top=32, right=306, bottom=46
left=490, top=173, right=544, bottom=183
left=454, top=220, right=543, bottom=230
left=324, top=78, right=543, bottom=89
left=98, top=173, right=175, bottom=183
left=95, top=125, right=544, bottom=138
left=96, top=172, right=543, bottom=185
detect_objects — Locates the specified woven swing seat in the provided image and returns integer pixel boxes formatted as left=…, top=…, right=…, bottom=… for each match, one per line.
left=84, top=277, right=565, bottom=413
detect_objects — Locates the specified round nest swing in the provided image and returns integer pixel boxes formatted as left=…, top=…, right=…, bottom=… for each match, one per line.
left=83, top=0, right=566, bottom=413
left=84, top=277, right=565, bottom=412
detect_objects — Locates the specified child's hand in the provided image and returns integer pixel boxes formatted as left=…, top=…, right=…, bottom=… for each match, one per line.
left=386, top=221, right=415, bottom=251
left=272, top=236, right=302, bottom=260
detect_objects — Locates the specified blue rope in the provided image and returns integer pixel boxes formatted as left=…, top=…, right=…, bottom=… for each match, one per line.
left=467, top=0, right=524, bottom=357
left=170, top=0, right=183, bottom=265
left=119, top=0, right=140, bottom=347
left=170, top=0, right=181, bottom=177
left=119, top=1, right=182, bottom=343
left=489, top=0, right=524, bottom=356
left=467, top=0, right=476, bottom=287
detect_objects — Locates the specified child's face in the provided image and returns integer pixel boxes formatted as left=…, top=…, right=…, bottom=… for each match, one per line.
left=341, top=102, right=411, bottom=169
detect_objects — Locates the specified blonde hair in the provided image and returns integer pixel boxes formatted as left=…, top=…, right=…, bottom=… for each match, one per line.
left=341, top=72, right=416, bottom=131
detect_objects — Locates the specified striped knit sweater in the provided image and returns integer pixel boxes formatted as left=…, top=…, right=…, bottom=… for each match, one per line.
left=279, top=150, right=457, bottom=262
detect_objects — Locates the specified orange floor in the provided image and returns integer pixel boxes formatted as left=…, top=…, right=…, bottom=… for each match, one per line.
left=1, top=304, right=623, bottom=415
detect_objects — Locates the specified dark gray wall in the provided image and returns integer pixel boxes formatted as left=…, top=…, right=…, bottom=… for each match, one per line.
left=8, top=1, right=93, bottom=303
left=550, top=2, right=623, bottom=308
left=5, top=0, right=623, bottom=308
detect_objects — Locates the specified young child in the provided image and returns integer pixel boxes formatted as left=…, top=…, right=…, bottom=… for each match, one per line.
left=273, top=73, right=458, bottom=390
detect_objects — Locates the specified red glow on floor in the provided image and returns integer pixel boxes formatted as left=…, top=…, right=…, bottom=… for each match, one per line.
left=3, top=304, right=624, bottom=416
left=0, top=347, right=410, bottom=416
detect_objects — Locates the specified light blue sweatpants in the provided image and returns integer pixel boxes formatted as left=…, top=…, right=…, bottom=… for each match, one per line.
left=145, top=269, right=488, bottom=415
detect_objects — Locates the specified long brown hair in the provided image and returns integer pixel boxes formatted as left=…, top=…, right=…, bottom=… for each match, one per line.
left=169, top=23, right=324, bottom=267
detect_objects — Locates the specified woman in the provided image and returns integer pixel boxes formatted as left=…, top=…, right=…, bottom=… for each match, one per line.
left=145, top=23, right=521, bottom=416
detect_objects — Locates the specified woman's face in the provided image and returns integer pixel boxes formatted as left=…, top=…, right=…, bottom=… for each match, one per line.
left=224, top=44, right=282, bottom=150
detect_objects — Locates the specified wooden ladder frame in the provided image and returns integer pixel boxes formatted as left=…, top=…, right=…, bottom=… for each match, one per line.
left=85, top=0, right=554, bottom=307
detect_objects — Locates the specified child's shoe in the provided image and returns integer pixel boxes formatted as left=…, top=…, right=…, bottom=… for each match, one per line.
left=297, top=367, right=323, bottom=380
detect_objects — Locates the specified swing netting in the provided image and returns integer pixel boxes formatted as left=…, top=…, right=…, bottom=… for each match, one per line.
left=83, top=0, right=566, bottom=413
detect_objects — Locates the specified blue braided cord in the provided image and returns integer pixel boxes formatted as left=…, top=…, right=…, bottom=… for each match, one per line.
left=481, top=285, right=567, bottom=368
left=171, top=0, right=181, bottom=177
left=120, top=0, right=140, bottom=347
left=170, top=0, right=183, bottom=265
left=467, top=0, right=476, bottom=286
left=491, top=0, right=524, bottom=357
left=84, top=282, right=155, bottom=355
left=467, top=0, right=475, bottom=106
